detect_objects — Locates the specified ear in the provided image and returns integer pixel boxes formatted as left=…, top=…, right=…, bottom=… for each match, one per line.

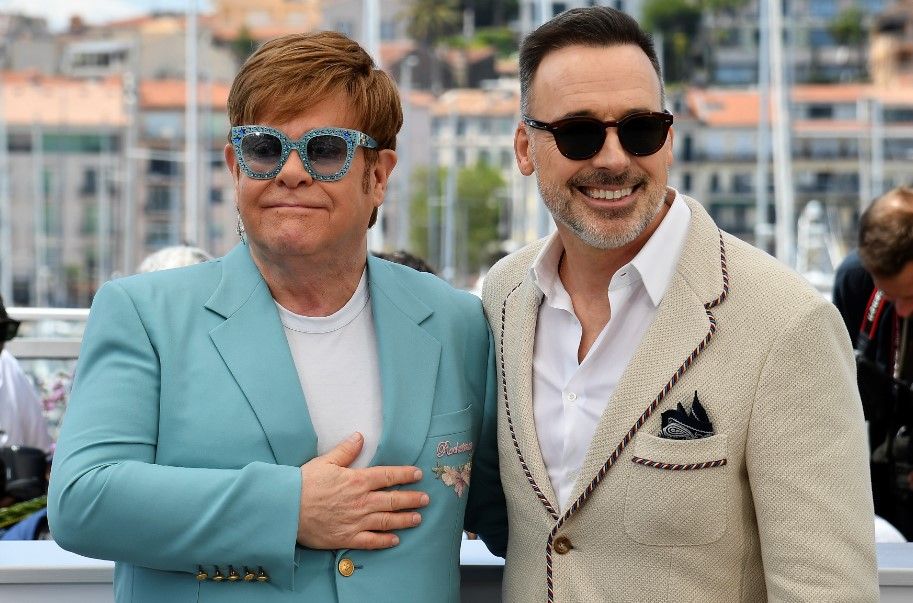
left=370, top=149, right=397, bottom=207
left=664, top=126, right=675, bottom=169
left=224, top=143, right=240, bottom=184
left=515, top=122, right=535, bottom=176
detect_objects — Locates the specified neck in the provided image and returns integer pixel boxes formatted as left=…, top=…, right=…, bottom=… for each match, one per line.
left=558, top=202, right=670, bottom=297
left=249, top=244, right=367, bottom=317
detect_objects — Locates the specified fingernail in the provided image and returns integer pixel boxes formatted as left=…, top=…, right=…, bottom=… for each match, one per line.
left=420, top=494, right=429, bottom=506
left=349, top=432, right=362, bottom=442
left=413, top=469, right=422, bottom=481
left=412, top=513, right=422, bottom=525
left=391, top=535, right=400, bottom=546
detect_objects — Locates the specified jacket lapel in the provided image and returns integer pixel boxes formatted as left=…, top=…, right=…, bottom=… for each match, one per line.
left=205, top=244, right=317, bottom=467
left=571, top=196, right=727, bottom=502
left=366, top=256, right=441, bottom=468
left=502, top=273, right=561, bottom=512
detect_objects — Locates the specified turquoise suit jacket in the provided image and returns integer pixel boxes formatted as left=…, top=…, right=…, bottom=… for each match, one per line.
left=48, top=244, right=506, bottom=603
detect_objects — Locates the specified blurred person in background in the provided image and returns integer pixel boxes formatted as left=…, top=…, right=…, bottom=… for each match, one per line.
left=0, top=294, right=53, bottom=454
left=48, top=30, right=503, bottom=603
left=834, top=185, right=913, bottom=540
left=136, top=245, right=213, bottom=273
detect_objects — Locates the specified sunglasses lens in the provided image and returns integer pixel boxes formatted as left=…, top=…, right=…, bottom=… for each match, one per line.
left=306, top=135, right=349, bottom=177
left=553, top=120, right=606, bottom=160
left=240, top=132, right=283, bottom=174
left=618, top=115, right=669, bottom=156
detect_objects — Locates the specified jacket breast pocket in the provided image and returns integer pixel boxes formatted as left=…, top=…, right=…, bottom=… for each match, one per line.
left=623, top=432, right=730, bottom=546
left=425, top=405, right=474, bottom=501
left=427, top=404, right=473, bottom=438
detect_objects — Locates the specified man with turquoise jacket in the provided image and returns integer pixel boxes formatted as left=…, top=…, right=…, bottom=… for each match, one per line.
left=48, top=31, right=505, bottom=602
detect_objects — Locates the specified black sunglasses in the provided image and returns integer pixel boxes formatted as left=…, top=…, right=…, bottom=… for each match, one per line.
left=522, top=110, right=673, bottom=160
left=1, top=318, right=20, bottom=342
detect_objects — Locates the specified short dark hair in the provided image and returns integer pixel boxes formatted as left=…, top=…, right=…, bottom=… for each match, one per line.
left=518, top=7, right=664, bottom=114
left=858, top=186, right=913, bottom=277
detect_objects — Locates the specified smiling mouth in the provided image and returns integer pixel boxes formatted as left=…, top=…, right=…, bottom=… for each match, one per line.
left=579, top=186, right=635, bottom=200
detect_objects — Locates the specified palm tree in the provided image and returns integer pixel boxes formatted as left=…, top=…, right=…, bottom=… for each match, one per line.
left=403, top=0, right=461, bottom=94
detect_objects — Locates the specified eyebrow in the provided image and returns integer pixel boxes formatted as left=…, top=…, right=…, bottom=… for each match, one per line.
left=556, top=107, right=658, bottom=121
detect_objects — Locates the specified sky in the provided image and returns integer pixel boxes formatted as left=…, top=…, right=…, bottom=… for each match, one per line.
left=0, top=0, right=214, bottom=31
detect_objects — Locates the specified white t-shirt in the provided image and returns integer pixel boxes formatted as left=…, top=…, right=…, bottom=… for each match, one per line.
left=276, top=269, right=383, bottom=468
left=0, top=349, right=53, bottom=452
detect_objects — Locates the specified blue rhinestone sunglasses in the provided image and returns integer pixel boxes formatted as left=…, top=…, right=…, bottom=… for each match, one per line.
left=229, top=125, right=379, bottom=181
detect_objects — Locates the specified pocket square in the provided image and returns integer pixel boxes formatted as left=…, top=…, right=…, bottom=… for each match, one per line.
left=659, top=391, right=714, bottom=440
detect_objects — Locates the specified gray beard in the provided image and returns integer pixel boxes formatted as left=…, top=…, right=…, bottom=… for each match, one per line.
left=536, top=176, right=665, bottom=250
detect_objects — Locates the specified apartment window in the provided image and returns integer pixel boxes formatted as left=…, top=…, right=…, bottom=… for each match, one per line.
left=145, top=222, right=172, bottom=247
left=732, top=173, right=753, bottom=194
left=479, top=150, right=491, bottom=165
left=501, top=149, right=513, bottom=169
left=146, top=187, right=172, bottom=213
left=807, top=104, right=833, bottom=119
left=682, top=172, right=692, bottom=192
left=710, top=174, right=720, bottom=193
left=210, top=188, right=223, bottom=205
left=81, top=168, right=97, bottom=196
left=809, top=0, right=837, bottom=18
left=149, top=159, right=177, bottom=176
left=809, top=28, right=833, bottom=49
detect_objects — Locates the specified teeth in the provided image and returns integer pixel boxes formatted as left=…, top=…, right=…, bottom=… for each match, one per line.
left=583, top=187, right=633, bottom=200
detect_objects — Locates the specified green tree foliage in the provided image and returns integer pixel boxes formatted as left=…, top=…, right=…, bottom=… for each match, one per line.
left=829, top=7, right=866, bottom=47
left=409, top=162, right=504, bottom=282
left=230, top=25, right=257, bottom=66
left=642, top=0, right=702, bottom=83
left=403, top=0, right=462, bottom=93
left=404, top=0, right=461, bottom=47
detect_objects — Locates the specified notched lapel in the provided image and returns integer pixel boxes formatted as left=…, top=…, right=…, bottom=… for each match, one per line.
left=367, top=258, right=441, bottom=468
left=205, top=246, right=317, bottom=467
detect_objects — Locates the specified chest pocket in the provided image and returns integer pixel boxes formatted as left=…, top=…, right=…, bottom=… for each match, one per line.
left=425, top=405, right=474, bottom=499
left=623, top=432, right=730, bottom=546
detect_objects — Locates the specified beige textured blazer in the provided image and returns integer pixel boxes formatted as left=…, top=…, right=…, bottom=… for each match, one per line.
left=481, top=195, right=878, bottom=602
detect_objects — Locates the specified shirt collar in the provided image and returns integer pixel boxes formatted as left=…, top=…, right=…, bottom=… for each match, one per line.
left=529, top=189, right=691, bottom=308
left=630, top=190, right=691, bottom=306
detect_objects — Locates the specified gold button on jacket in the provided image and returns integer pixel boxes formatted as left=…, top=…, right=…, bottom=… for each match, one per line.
left=338, top=558, right=355, bottom=577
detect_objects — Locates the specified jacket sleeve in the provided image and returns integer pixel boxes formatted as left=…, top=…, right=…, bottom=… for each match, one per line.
left=746, top=300, right=878, bottom=602
left=47, top=281, right=302, bottom=589
left=463, top=329, right=508, bottom=557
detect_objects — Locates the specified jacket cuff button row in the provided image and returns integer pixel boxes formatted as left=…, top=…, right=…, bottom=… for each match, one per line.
left=196, top=565, right=269, bottom=582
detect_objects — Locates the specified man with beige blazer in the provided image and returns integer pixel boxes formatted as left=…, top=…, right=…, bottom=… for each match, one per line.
left=479, top=7, right=878, bottom=602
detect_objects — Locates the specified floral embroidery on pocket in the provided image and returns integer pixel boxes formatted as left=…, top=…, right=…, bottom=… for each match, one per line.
left=432, top=457, right=472, bottom=497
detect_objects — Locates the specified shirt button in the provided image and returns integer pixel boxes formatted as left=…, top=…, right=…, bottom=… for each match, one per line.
left=566, top=392, right=577, bottom=402
left=338, top=558, right=355, bottom=577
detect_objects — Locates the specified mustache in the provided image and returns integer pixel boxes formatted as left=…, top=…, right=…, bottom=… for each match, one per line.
left=569, top=170, right=644, bottom=188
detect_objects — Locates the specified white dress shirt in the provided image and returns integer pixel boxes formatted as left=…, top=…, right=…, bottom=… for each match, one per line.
left=0, top=349, right=53, bottom=452
left=277, top=268, right=383, bottom=468
left=530, top=192, right=691, bottom=510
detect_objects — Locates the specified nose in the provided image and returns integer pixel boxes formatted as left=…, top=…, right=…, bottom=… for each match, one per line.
left=589, top=127, right=631, bottom=172
left=275, top=149, right=313, bottom=188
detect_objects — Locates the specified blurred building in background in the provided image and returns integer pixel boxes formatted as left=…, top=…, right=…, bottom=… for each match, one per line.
left=1, top=0, right=913, bottom=304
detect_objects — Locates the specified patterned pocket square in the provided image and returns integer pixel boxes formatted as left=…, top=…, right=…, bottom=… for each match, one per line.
left=659, top=391, right=714, bottom=440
